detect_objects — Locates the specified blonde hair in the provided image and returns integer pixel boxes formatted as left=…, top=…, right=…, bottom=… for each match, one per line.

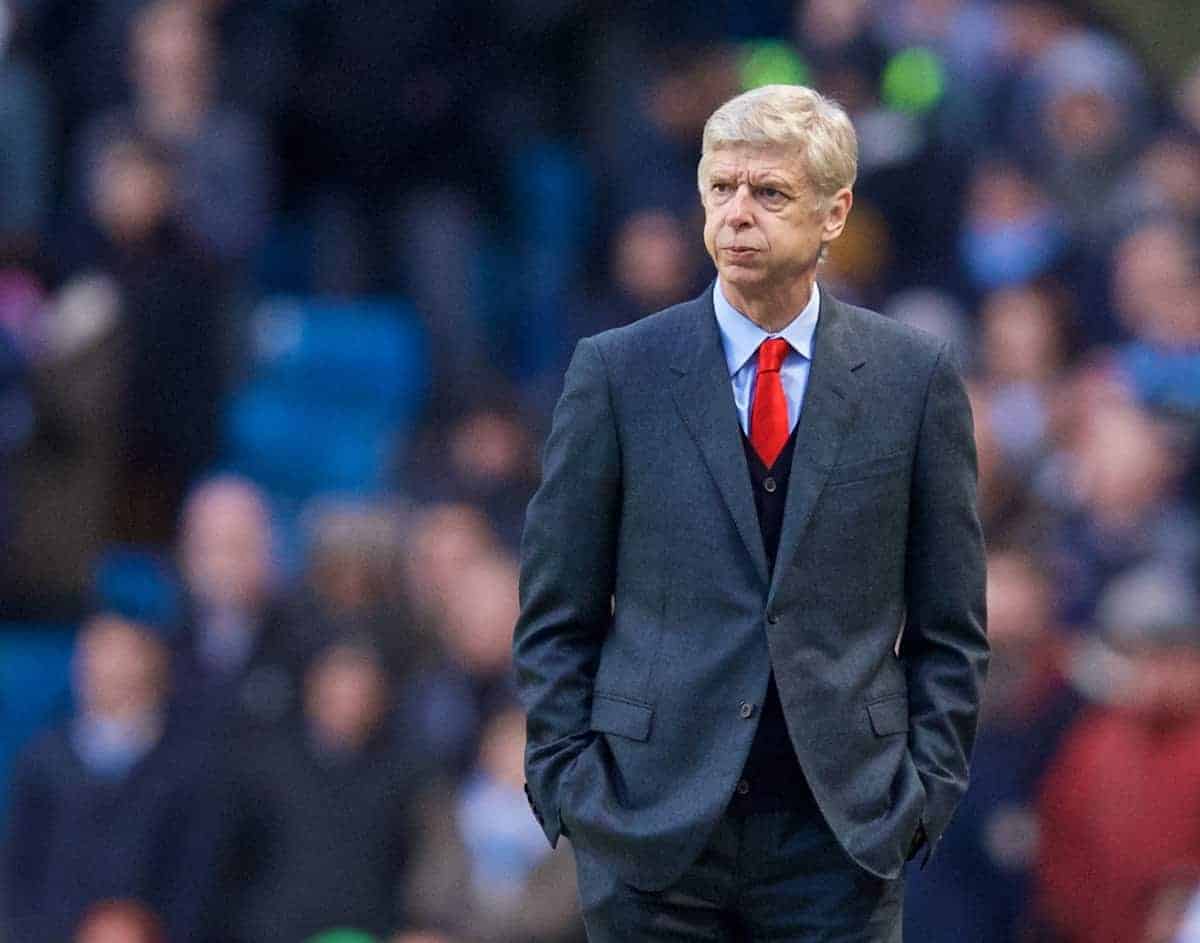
left=698, top=84, right=858, bottom=201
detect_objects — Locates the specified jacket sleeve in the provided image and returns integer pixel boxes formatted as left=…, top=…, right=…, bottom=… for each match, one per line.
left=513, top=336, right=621, bottom=847
left=899, top=341, right=989, bottom=861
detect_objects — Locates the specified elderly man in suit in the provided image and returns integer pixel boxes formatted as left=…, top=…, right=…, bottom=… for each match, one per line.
left=513, top=84, right=988, bottom=941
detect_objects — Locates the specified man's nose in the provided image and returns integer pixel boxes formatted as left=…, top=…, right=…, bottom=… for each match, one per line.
left=726, top=185, right=754, bottom=226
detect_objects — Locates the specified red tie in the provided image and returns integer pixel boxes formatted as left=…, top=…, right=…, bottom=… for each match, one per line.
left=750, top=338, right=790, bottom=467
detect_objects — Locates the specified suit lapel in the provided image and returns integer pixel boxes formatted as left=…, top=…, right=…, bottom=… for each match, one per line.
left=670, top=292, right=770, bottom=588
left=767, top=292, right=865, bottom=608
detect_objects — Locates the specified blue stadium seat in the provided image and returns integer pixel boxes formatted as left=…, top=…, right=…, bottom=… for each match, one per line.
left=223, top=297, right=428, bottom=503
left=227, top=387, right=396, bottom=499
left=245, top=298, right=427, bottom=412
left=92, top=547, right=181, bottom=633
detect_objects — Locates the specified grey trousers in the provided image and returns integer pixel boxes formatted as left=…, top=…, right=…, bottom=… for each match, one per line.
left=572, top=797, right=903, bottom=942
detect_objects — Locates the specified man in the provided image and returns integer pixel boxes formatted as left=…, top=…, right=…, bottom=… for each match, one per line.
left=213, top=641, right=419, bottom=942
left=513, top=84, right=988, bottom=940
left=5, top=612, right=214, bottom=942
left=1036, top=564, right=1200, bottom=943
left=405, top=704, right=586, bottom=943
left=172, top=475, right=317, bottom=737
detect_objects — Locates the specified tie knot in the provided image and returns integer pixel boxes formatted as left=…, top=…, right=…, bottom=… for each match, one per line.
left=757, top=337, right=790, bottom=374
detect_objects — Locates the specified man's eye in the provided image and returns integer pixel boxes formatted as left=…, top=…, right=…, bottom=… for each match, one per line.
left=759, top=188, right=783, bottom=201
left=712, top=182, right=731, bottom=194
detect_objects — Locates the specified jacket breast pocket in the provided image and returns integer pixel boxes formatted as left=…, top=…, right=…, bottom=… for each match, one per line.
left=590, top=692, right=653, bottom=741
left=826, top=450, right=908, bottom=488
left=865, top=692, right=909, bottom=736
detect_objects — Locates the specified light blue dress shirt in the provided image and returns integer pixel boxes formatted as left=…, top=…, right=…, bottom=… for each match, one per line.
left=712, top=278, right=820, bottom=437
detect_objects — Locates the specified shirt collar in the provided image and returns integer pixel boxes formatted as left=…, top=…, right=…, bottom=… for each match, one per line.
left=712, top=277, right=820, bottom=378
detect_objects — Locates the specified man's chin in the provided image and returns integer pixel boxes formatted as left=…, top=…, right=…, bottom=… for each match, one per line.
left=719, top=263, right=768, bottom=286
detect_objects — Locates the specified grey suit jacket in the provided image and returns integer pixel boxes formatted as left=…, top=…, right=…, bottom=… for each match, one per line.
left=513, top=285, right=988, bottom=892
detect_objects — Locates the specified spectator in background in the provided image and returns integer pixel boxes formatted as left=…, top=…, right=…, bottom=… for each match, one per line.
left=301, top=496, right=424, bottom=682
left=1036, top=564, right=1200, bottom=943
left=794, top=0, right=885, bottom=86
left=1019, top=30, right=1149, bottom=245
left=402, top=548, right=518, bottom=777
left=1048, top=396, right=1198, bottom=628
left=5, top=612, right=214, bottom=942
left=967, top=382, right=1054, bottom=551
left=580, top=209, right=699, bottom=329
left=583, top=208, right=700, bottom=335
left=1118, top=133, right=1200, bottom=232
left=403, top=503, right=500, bottom=632
left=394, top=504, right=509, bottom=769
left=523, top=206, right=702, bottom=418
left=59, top=127, right=223, bottom=543
left=1110, top=221, right=1200, bottom=418
left=993, top=0, right=1078, bottom=114
left=406, top=408, right=540, bottom=550
left=906, top=550, right=1079, bottom=943
left=214, top=641, right=419, bottom=943
left=70, top=0, right=273, bottom=269
left=75, top=900, right=167, bottom=943
left=957, top=158, right=1069, bottom=298
left=407, top=706, right=584, bottom=943
left=0, top=272, right=125, bottom=607
left=173, top=475, right=316, bottom=738
left=977, top=281, right=1073, bottom=469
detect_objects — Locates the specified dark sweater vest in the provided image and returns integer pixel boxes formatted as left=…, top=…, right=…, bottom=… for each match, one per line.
left=728, top=424, right=809, bottom=815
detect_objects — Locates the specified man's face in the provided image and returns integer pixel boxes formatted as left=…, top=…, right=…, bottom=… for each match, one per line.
left=701, top=144, right=850, bottom=297
left=74, top=617, right=167, bottom=718
left=181, top=485, right=272, bottom=610
left=305, top=650, right=387, bottom=748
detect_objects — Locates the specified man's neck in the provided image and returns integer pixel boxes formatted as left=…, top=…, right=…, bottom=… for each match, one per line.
left=722, top=273, right=816, bottom=333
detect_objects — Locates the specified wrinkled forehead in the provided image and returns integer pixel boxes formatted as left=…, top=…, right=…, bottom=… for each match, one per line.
left=702, top=143, right=808, bottom=184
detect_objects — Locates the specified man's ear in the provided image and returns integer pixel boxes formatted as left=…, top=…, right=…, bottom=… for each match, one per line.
left=821, top=187, right=854, bottom=243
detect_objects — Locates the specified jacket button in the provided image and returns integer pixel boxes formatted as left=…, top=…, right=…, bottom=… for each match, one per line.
left=763, top=476, right=777, bottom=493
left=736, top=778, right=750, bottom=796
left=767, top=612, right=779, bottom=625
left=739, top=701, right=755, bottom=719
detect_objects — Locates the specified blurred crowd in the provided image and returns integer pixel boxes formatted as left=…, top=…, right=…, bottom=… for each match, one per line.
left=0, top=0, right=1198, bottom=941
